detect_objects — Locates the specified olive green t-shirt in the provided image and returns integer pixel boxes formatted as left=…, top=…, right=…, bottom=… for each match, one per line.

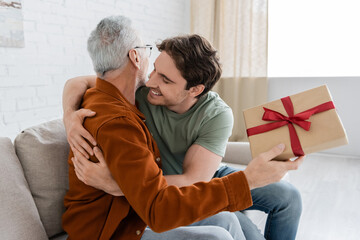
left=136, top=87, right=234, bottom=175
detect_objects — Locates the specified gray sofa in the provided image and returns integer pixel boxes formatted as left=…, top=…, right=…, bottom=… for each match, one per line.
left=0, top=119, right=265, bottom=240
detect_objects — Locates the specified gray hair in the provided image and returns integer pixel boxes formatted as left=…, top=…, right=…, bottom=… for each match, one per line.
left=87, top=16, right=142, bottom=77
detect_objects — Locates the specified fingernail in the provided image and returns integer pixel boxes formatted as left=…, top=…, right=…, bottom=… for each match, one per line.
left=277, top=143, right=285, bottom=150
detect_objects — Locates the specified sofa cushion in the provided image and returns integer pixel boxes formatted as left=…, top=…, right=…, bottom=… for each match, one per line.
left=14, top=119, right=70, bottom=238
left=0, top=137, right=48, bottom=240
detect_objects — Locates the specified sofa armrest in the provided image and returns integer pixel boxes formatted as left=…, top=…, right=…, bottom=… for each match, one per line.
left=223, top=142, right=253, bottom=165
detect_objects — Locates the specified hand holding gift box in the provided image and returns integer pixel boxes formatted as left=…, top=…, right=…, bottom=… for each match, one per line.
left=243, top=85, right=348, bottom=160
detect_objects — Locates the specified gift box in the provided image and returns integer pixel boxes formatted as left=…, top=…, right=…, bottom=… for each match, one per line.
left=243, top=85, right=348, bottom=160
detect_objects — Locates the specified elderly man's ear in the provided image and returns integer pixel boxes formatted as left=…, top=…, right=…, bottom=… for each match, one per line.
left=128, top=49, right=141, bottom=69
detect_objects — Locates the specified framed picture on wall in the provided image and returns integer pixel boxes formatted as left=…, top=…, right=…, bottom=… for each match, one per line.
left=0, top=0, right=24, bottom=48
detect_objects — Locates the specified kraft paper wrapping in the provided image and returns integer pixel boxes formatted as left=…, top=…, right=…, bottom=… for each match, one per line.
left=243, top=85, right=348, bottom=160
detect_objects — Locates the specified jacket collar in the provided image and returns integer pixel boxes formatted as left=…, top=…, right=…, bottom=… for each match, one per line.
left=95, top=78, right=145, bottom=120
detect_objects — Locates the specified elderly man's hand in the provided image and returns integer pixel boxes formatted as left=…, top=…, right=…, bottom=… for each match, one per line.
left=244, top=144, right=305, bottom=190
left=72, top=146, right=124, bottom=196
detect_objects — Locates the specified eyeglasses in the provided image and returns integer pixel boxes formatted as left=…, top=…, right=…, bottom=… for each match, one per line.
left=133, top=44, right=153, bottom=58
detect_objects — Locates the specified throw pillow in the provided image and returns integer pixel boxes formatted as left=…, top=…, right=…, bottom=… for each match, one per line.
left=14, top=119, right=70, bottom=238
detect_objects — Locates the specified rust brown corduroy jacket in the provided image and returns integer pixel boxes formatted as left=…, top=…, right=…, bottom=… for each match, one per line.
left=62, top=78, right=253, bottom=240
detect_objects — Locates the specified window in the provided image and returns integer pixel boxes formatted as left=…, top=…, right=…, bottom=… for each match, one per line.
left=268, top=0, right=360, bottom=77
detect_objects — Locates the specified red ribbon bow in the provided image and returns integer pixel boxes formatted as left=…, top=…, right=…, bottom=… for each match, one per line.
left=246, top=96, right=335, bottom=156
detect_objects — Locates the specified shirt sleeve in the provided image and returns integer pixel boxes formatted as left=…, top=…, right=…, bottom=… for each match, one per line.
left=96, top=116, right=251, bottom=233
left=195, top=107, right=234, bottom=157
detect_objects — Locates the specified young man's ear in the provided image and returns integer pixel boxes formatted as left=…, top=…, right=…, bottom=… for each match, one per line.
left=189, top=84, right=205, bottom=98
left=128, top=49, right=141, bottom=69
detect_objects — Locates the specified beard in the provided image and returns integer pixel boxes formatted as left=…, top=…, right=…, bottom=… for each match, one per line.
left=135, top=75, right=146, bottom=90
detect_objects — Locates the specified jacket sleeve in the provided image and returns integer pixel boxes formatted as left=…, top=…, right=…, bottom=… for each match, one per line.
left=96, top=117, right=252, bottom=233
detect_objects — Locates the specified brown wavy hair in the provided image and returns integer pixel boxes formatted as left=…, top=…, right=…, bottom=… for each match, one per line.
left=157, top=34, right=222, bottom=98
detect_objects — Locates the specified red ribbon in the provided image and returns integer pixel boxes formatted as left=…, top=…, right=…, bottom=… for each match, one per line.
left=246, top=96, right=335, bottom=156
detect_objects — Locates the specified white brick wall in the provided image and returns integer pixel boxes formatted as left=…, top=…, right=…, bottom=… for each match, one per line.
left=0, top=0, right=190, bottom=140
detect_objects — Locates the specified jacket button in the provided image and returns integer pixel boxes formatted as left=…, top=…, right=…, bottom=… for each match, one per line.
left=156, top=157, right=161, bottom=162
left=136, top=230, right=141, bottom=235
